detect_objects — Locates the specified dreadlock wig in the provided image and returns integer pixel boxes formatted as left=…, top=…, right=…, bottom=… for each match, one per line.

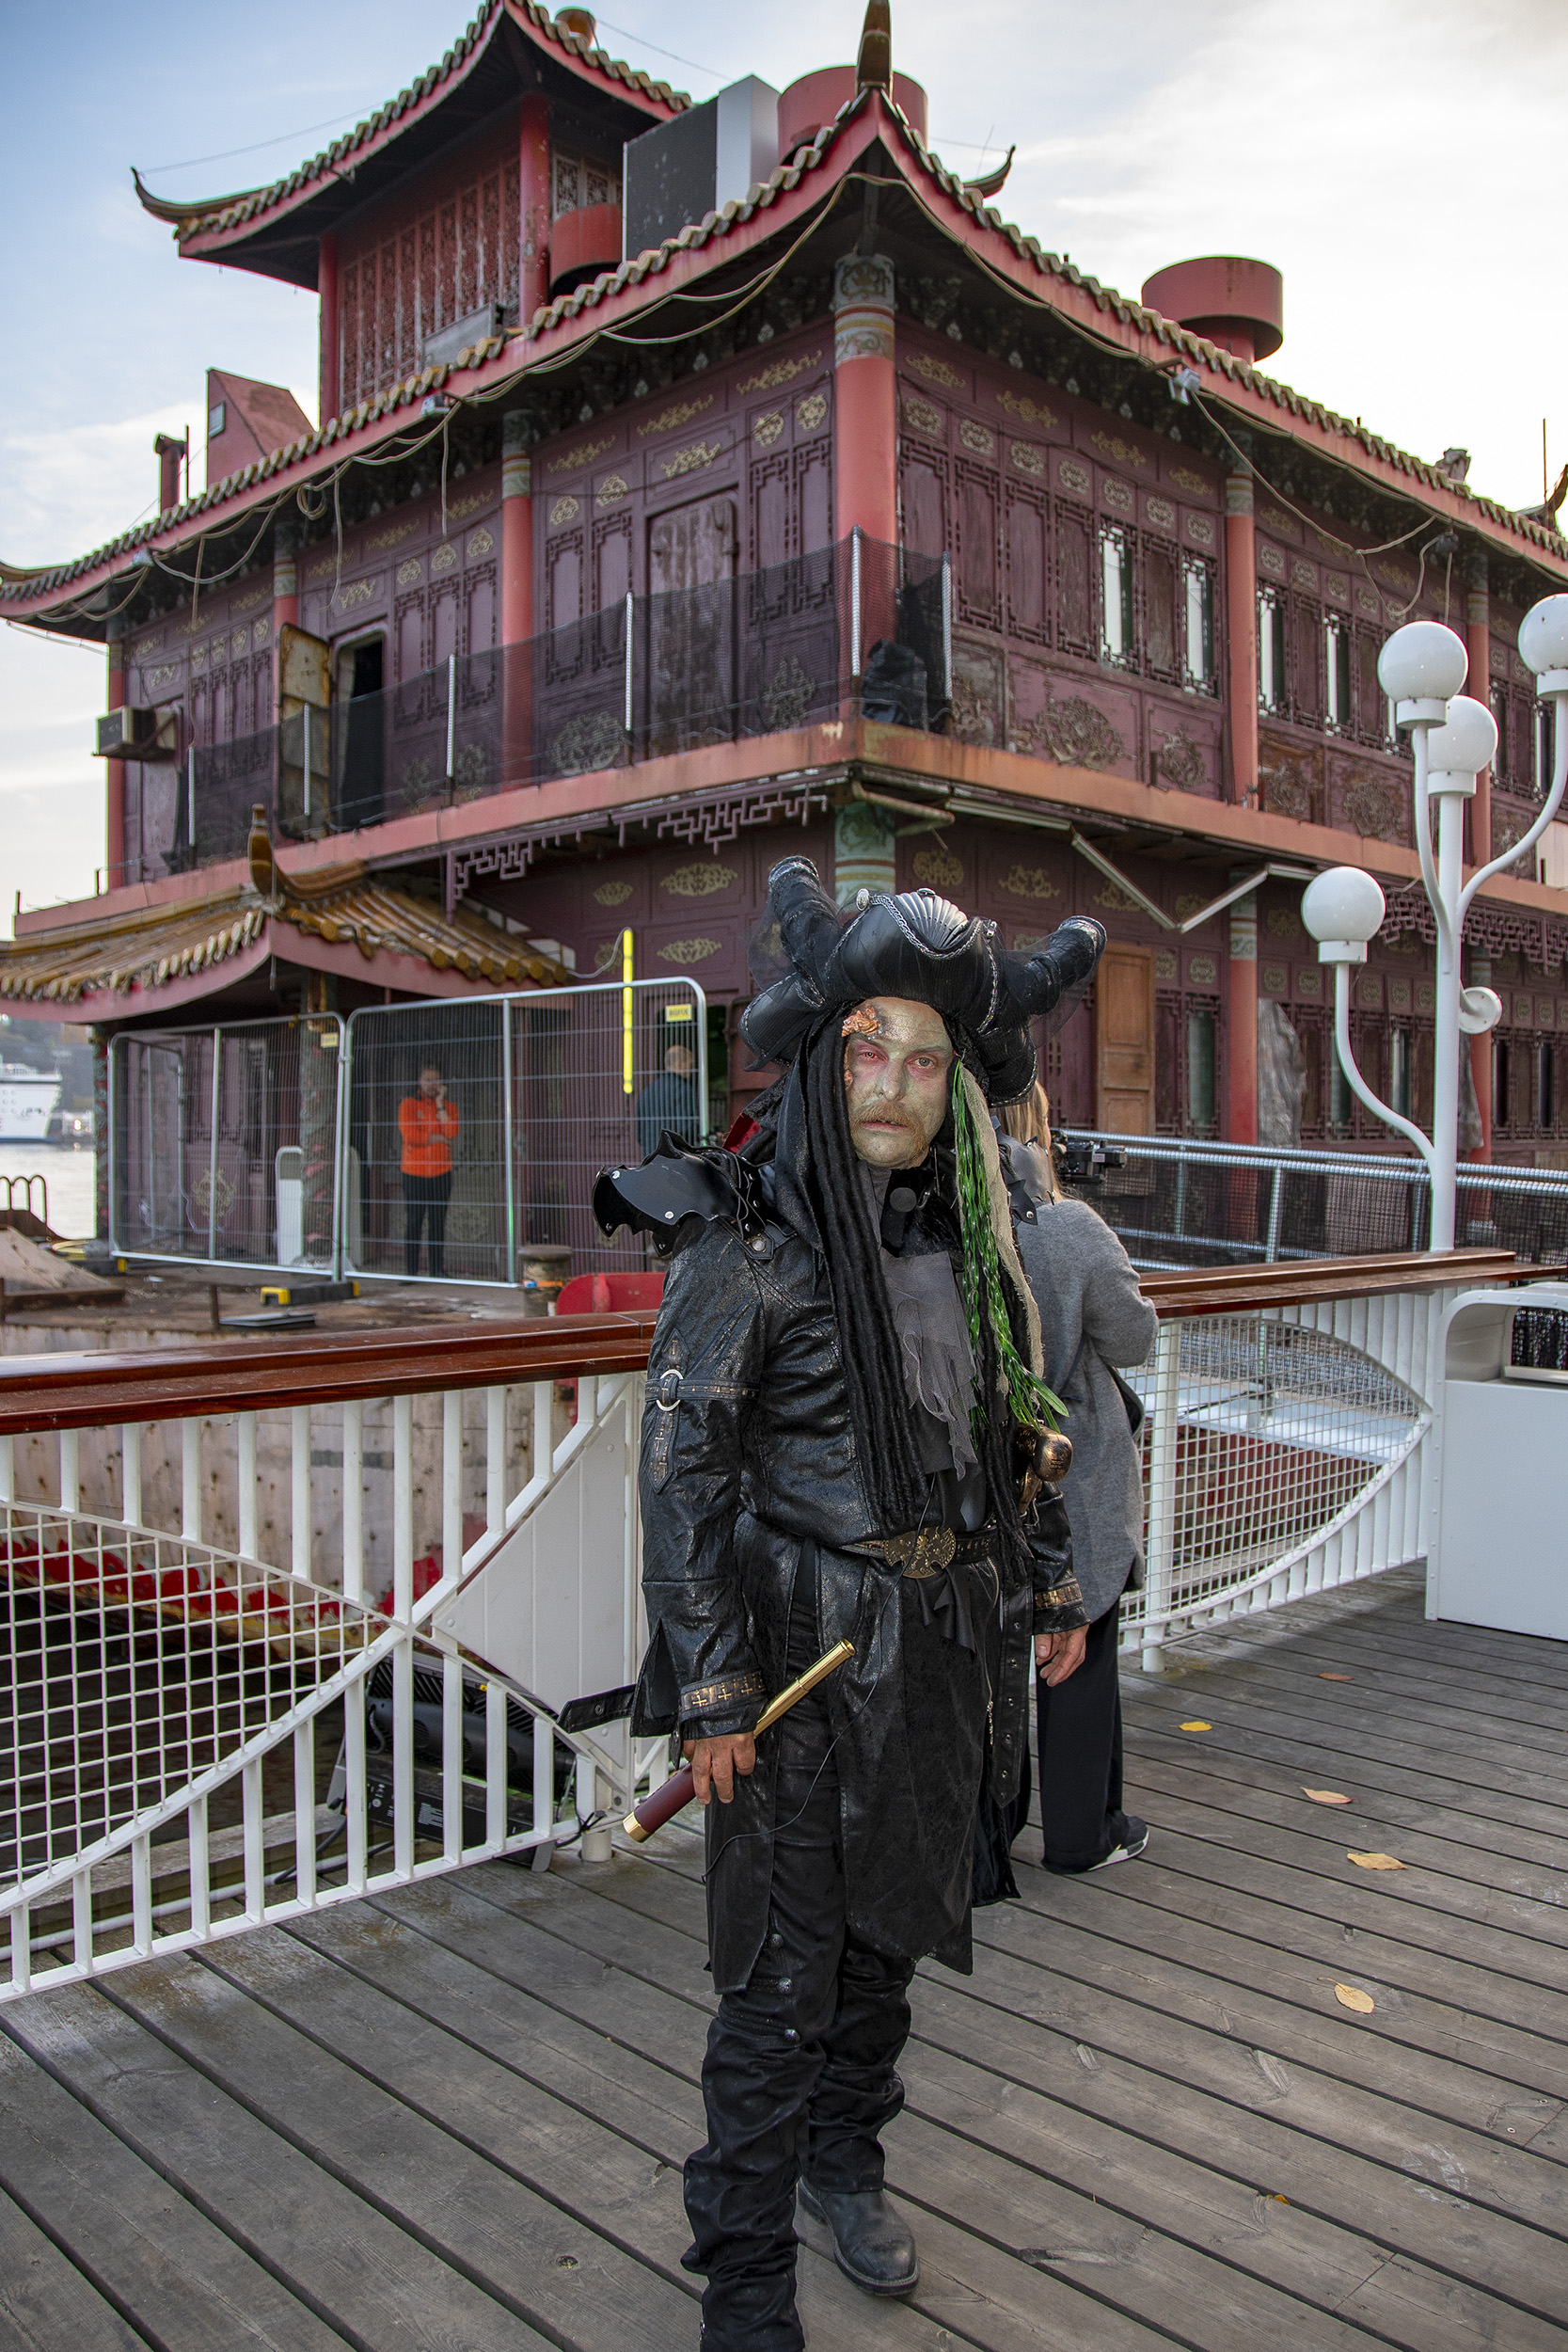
left=796, top=1016, right=935, bottom=1531
left=750, top=857, right=1106, bottom=1547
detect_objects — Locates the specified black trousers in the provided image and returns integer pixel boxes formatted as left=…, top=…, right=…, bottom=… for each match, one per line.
left=403, top=1170, right=452, bottom=1278
left=1036, top=1591, right=1129, bottom=1870
left=683, top=1579, right=916, bottom=2352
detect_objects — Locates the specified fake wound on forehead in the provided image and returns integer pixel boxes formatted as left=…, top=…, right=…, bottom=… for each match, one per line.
left=840, top=999, right=955, bottom=1050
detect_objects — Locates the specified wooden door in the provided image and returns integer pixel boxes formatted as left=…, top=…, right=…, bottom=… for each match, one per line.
left=646, top=496, right=737, bottom=755
left=1095, top=945, right=1156, bottom=1135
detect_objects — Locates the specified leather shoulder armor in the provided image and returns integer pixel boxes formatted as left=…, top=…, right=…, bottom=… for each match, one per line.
left=593, top=1132, right=770, bottom=1245
left=997, top=1131, right=1053, bottom=1223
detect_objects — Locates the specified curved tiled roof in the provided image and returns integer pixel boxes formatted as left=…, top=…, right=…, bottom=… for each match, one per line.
left=0, top=861, right=570, bottom=1006
left=12, top=88, right=1566, bottom=622
left=135, top=0, right=685, bottom=249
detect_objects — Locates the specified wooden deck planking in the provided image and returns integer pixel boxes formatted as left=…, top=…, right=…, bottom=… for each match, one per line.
left=605, top=1812, right=1568, bottom=2345
left=0, top=2186, right=145, bottom=2352
left=0, top=1568, right=1561, bottom=2348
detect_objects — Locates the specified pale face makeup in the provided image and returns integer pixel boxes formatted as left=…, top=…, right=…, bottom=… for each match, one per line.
left=843, top=997, right=954, bottom=1168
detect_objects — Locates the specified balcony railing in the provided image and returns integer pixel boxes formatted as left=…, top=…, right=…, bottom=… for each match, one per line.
left=0, top=1251, right=1518, bottom=1998
left=142, top=535, right=950, bottom=883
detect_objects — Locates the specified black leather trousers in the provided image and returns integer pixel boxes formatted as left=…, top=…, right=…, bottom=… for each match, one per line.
left=682, top=1576, right=917, bottom=2351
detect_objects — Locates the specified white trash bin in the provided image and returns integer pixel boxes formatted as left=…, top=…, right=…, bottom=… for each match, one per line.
left=1428, top=1282, right=1568, bottom=1639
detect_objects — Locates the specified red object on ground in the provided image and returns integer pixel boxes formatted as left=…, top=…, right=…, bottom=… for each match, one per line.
left=555, top=1272, right=666, bottom=1424
left=556, top=1272, right=665, bottom=1315
left=373, top=1553, right=443, bottom=1618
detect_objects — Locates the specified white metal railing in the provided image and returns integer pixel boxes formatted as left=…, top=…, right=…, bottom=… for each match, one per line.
left=0, top=1315, right=672, bottom=2001
left=0, top=1263, right=1515, bottom=1998
left=1064, top=1128, right=1568, bottom=1269
left=1121, top=1284, right=1438, bottom=1669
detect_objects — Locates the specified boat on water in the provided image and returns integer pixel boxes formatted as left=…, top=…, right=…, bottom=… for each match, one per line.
left=0, top=1063, right=63, bottom=1142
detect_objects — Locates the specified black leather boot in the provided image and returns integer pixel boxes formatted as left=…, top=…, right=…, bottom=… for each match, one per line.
left=797, top=2180, right=919, bottom=2296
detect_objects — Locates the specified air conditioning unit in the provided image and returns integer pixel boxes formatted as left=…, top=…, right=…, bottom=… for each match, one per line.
left=623, top=78, right=779, bottom=261
left=96, top=706, right=181, bottom=761
left=420, top=303, right=506, bottom=371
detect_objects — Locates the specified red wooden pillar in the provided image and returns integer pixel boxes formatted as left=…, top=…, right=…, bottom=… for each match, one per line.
left=519, top=96, right=551, bottom=330
left=1227, top=875, right=1259, bottom=1146
left=318, top=231, right=340, bottom=424
left=832, top=252, right=898, bottom=695
left=104, top=613, right=127, bottom=889
left=1465, top=556, right=1493, bottom=1161
left=1222, top=469, right=1259, bottom=1145
left=500, top=408, right=534, bottom=786
left=1224, top=469, right=1259, bottom=808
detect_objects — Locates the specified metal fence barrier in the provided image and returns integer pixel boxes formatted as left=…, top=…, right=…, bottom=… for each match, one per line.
left=341, top=976, right=707, bottom=1286
left=1064, top=1130, right=1568, bottom=1270
left=107, top=981, right=708, bottom=1284
left=109, top=1015, right=346, bottom=1274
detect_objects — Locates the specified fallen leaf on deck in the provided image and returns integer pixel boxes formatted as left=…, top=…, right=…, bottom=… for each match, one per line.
left=1319, top=1672, right=1353, bottom=1681
left=1348, top=1851, right=1404, bottom=1870
left=1303, top=1788, right=1351, bottom=1804
left=1334, top=1984, right=1375, bottom=2013
left=1180, top=1720, right=1212, bottom=1732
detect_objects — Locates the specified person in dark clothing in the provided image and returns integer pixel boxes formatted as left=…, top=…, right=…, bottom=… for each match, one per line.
left=595, top=860, right=1105, bottom=2352
left=1007, top=1086, right=1159, bottom=1872
left=634, top=1040, right=703, bottom=1159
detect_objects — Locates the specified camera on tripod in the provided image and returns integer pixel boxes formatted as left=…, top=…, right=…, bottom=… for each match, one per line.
left=1052, top=1135, right=1124, bottom=1188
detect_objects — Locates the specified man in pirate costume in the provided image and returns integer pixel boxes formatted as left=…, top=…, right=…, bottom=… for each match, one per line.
left=594, top=857, right=1105, bottom=2352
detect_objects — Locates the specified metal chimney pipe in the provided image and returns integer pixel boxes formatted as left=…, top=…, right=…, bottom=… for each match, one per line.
left=154, top=431, right=189, bottom=516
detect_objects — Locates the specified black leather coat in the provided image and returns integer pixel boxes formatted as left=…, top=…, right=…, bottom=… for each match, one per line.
left=631, top=1189, right=1085, bottom=1992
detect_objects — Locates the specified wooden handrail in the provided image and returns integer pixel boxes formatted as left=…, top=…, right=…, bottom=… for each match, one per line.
left=0, top=1249, right=1541, bottom=1436
left=0, top=1311, right=661, bottom=1437
left=1138, top=1246, right=1525, bottom=1317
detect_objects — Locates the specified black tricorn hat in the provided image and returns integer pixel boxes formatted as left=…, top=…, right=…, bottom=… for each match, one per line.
left=740, top=856, right=1105, bottom=1102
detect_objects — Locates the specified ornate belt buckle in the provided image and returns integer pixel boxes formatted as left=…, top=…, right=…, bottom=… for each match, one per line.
left=868, top=1526, right=957, bottom=1580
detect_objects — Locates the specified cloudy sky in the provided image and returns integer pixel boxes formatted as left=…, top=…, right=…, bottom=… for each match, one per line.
left=4, top=0, right=1563, bottom=927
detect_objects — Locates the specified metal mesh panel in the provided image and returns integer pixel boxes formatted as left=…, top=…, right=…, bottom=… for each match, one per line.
left=343, top=976, right=706, bottom=1284
left=1121, top=1312, right=1423, bottom=1633
left=0, top=1501, right=377, bottom=1890
left=110, top=1017, right=344, bottom=1271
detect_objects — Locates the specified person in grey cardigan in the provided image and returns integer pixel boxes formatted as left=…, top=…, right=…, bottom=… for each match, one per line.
left=1006, top=1088, right=1158, bottom=1871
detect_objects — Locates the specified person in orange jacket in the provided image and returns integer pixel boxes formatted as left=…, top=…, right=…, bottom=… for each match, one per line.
left=399, top=1062, right=459, bottom=1279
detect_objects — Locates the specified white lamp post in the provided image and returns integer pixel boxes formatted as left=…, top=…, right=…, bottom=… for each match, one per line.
left=1302, top=594, right=1568, bottom=1251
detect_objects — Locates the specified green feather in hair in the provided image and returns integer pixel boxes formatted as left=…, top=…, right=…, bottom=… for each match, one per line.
left=950, top=1061, right=1066, bottom=1438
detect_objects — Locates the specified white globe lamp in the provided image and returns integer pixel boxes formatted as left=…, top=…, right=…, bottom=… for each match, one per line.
left=1424, top=694, right=1498, bottom=792
left=1519, top=595, right=1568, bottom=694
left=1301, top=867, right=1386, bottom=964
left=1376, top=621, right=1469, bottom=724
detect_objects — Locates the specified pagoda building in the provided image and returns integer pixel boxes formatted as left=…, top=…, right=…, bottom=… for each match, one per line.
left=6, top=0, right=1568, bottom=1172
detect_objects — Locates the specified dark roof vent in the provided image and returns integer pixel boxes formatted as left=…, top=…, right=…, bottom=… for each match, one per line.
left=1141, top=256, right=1283, bottom=366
